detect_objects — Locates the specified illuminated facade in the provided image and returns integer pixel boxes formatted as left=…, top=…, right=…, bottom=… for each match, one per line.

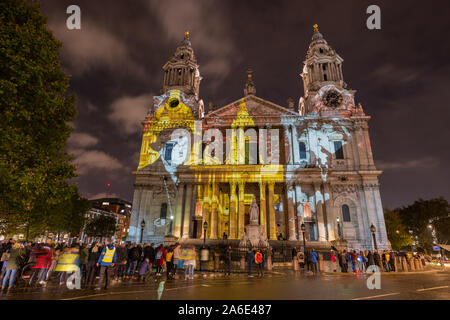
left=127, top=27, right=389, bottom=251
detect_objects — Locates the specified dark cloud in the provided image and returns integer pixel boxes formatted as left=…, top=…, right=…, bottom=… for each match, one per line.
left=40, top=0, right=450, bottom=209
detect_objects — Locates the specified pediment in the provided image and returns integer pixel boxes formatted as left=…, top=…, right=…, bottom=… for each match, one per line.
left=206, top=95, right=298, bottom=119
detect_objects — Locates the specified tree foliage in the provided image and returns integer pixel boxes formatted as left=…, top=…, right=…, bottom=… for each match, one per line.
left=0, top=0, right=86, bottom=237
left=84, top=214, right=118, bottom=239
left=397, top=197, right=449, bottom=252
left=384, top=208, right=412, bottom=250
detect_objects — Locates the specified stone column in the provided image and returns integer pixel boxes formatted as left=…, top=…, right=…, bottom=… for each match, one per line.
left=238, top=127, right=245, bottom=164
left=202, top=183, right=211, bottom=238
left=323, top=183, right=335, bottom=240
left=259, top=182, right=267, bottom=237
left=287, top=183, right=297, bottom=241
left=285, top=127, right=293, bottom=165
left=182, top=184, right=193, bottom=239
left=210, top=183, right=219, bottom=239
left=291, top=125, right=299, bottom=164
left=129, top=187, right=143, bottom=242
left=139, top=188, right=153, bottom=242
left=173, top=183, right=185, bottom=238
left=229, top=182, right=237, bottom=239
left=313, top=182, right=325, bottom=242
left=267, top=183, right=276, bottom=240
left=238, top=182, right=245, bottom=238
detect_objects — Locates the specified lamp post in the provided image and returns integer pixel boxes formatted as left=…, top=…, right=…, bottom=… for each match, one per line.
left=336, top=217, right=342, bottom=238
left=301, top=223, right=306, bottom=252
left=201, top=221, right=209, bottom=272
left=140, top=219, right=146, bottom=244
left=370, top=223, right=377, bottom=251
left=203, top=221, right=208, bottom=248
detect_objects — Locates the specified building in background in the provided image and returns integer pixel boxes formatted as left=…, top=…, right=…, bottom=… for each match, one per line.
left=82, top=197, right=131, bottom=243
left=127, top=26, right=389, bottom=251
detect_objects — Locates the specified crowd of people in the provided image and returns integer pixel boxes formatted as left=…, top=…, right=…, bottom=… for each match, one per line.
left=0, top=238, right=434, bottom=292
left=0, top=239, right=198, bottom=292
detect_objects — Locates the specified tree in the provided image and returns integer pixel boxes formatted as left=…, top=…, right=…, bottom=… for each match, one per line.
left=384, top=208, right=412, bottom=250
left=84, top=214, right=118, bottom=240
left=397, top=197, right=449, bottom=252
left=0, top=0, right=78, bottom=238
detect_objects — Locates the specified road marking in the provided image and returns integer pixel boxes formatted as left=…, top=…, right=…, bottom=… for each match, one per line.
left=352, top=292, right=400, bottom=300
left=416, top=286, right=449, bottom=292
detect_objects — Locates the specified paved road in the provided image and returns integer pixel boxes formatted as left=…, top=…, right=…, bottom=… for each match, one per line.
left=1, top=269, right=448, bottom=300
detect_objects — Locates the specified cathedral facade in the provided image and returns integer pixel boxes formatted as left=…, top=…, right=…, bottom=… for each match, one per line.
left=127, top=27, right=389, bottom=251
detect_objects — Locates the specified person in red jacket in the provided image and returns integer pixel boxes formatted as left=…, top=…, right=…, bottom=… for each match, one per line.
left=30, top=241, right=53, bottom=286
left=155, top=244, right=166, bottom=276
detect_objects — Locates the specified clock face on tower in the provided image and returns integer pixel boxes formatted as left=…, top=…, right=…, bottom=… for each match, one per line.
left=322, top=89, right=343, bottom=108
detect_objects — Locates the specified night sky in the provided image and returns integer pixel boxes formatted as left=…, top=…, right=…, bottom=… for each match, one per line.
left=40, top=0, right=450, bottom=209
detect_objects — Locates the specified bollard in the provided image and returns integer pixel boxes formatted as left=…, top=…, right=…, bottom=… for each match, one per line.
left=293, top=256, right=299, bottom=271
left=318, top=253, right=324, bottom=273
left=414, top=258, right=420, bottom=271
left=240, top=256, right=245, bottom=270
left=266, top=256, right=273, bottom=271
left=401, top=256, right=408, bottom=272
left=409, top=257, right=415, bottom=271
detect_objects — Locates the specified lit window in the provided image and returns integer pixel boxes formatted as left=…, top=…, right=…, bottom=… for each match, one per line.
left=160, top=203, right=167, bottom=219
left=299, top=142, right=307, bottom=159
left=342, top=204, right=351, bottom=222
left=334, top=141, right=344, bottom=159
left=165, top=143, right=174, bottom=161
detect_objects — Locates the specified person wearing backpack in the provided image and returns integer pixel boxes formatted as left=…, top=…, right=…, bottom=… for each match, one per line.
left=155, top=244, right=166, bottom=276
left=254, top=249, right=264, bottom=278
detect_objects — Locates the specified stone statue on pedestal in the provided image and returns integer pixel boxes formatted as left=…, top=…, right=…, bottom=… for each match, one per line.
left=239, top=198, right=269, bottom=248
left=249, top=199, right=259, bottom=224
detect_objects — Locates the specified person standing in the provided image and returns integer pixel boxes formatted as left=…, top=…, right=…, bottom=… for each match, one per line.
left=330, top=251, right=337, bottom=272
left=340, top=250, right=348, bottom=273
left=254, top=249, right=264, bottom=278
left=114, top=243, right=128, bottom=281
left=144, top=243, right=156, bottom=275
left=173, top=243, right=181, bottom=276
left=1, top=242, right=23, bottom=290
left=85, top=243, right=101, bottom=287
left=95, top=242, right=116, bottom=290
left=224, top=245, right=232, bottom=276
left=389, top=251, right=396, bottom=272
left=367, top=250, right=375, bottom=267
left=155, top=244, right=166, bottom=276
left=246, top=248, right=255, bottom=277
left=127, top=243, right=140, bottom=279
left=311, top=249, right=318, bottom=274
left=373, top=250, right=381, bottom=271
left=79, top=244, right=89, bottom=284
left=165, top=247, right=174, bottom=280
left=55, top=246, right=80, bottom=287
left=183, top=245, right=196, bottom=280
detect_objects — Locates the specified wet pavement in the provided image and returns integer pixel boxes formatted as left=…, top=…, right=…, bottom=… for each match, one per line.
left=0, top=269, right=448, bottom=300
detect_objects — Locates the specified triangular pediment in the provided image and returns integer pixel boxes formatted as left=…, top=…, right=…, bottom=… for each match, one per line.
left=206, top=95, right=298, bottom=119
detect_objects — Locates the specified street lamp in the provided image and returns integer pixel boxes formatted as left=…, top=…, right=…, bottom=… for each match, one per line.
left=301, top=223, right=306, bottom=252
left=140, top=219, right=146, bottom=244
left=336, top=217, right=342, bottom=238
left=203, top=221, right=208, bottom=248
left=370, top=223, right=377, bottom=251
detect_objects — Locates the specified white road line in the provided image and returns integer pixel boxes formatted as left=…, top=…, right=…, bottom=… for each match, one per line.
left=352, top=292, right=400, bottom=300
left=416, top=286, right=449, bottom=292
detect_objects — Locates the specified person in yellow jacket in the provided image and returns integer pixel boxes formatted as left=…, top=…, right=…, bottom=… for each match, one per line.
left=95, top=242, right=116, bottom=290
left=55, top=246, right=80, bottom=286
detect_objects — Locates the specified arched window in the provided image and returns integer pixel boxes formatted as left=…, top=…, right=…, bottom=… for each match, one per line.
left=299, top=142, right=307, bottom=159
left=160, top=203, right=167, bottom=219
left=342, top=204, right=351, bottom=222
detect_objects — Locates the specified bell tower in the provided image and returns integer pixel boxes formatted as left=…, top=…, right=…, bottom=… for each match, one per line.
left=162, top=31, right=202, bottom=99
left=299, top=25, right=357, bottom=115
